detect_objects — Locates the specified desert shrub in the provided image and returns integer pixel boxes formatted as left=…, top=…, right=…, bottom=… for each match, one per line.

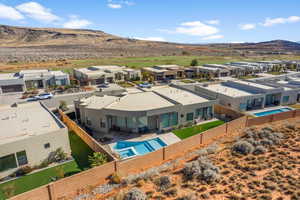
left=175, top=194, right=197, bottom=200
left=182, top=161, right=201, bottom=181
left=182, top=157, right=220, bottom=184
left=111, top=173, right=122, bottom=184
left=232, top=140, right=254, bottom=155
left=284, top=123, right=296, bottom=130
left=124, top=188, right=147, bottom=200
left=246, top=138, right=261, bottom=146
left=206, top=143, right=219, bottom=154
left=164, top=188, right=177, bottom=197
left=155, top=176, right=172, bottom=191
left=201, top=169, right=219, bottom=184
left=253, top=145, right=267, bottom=155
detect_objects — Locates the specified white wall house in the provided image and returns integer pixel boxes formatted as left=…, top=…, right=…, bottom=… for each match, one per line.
left=74, top=86, right=217, bottom=136
left=194, top=79, right=299, bottom=112
left=0, top=102, right=71, bottom=178
left=73, top=66, right=141, bottom=86
left=0, top=70, right=70, bottom=94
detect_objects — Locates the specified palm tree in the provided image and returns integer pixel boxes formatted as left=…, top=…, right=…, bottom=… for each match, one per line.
left=88, top=152, right=108, bottom=167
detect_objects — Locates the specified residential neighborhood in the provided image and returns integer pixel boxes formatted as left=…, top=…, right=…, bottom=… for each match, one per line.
left=0, top=1, right=300, bottom=199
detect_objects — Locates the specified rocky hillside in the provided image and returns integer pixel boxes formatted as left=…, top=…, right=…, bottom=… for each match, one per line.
left=0, top=25, right=300, bottom=63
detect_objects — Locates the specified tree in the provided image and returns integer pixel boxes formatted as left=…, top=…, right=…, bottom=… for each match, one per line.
left=88, top=152, right=108, bottom=167
left=190, top=59, right=198, bottom=66
left=59, top=100, right=68, bottom=111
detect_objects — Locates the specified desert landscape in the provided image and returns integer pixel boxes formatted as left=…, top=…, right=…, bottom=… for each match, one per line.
left=76, top=118, right=300, bottom=200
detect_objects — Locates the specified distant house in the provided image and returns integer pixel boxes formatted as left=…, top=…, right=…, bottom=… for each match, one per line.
left=195, top=80, right=299, bottom=112
left=73, top=66, right=141, bottom=86
left=74, top=86, right=217, bottom=135
left=142, top=65, right=185, bottom=81
left=0, top=69, right=70, bottom=94
left=0, top=102, right=71, bottom=178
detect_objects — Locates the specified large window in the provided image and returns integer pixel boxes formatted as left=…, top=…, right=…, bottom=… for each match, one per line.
left=0, top=154, right=17, bottom=172
left=16, top=151, right=28, bottom=166
left=160, top=112, right=178, bottom=128
left=186, top=112, right=194, bottom=121
left=282, top=96, right=289, bottom=103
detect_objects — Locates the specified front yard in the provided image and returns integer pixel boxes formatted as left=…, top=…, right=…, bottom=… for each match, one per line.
left=0, top=132, right=94, bottom=199
left=172, top=120, right=225, bottom=140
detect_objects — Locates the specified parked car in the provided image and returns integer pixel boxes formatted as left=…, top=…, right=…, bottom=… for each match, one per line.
left=26, top=96, right=39, bottom=102
left=138, top=82, right=152, bottom=88
left=35, top=93, right=53, bottom=100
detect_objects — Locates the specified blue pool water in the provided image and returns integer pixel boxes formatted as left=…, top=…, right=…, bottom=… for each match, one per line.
left=114, top=138, right=167, bottom=159
left=254, top=108, right=292, bottom=117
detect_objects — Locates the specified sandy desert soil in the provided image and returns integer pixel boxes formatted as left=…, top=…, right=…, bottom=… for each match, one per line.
left=85, top=118, right=300, bottom=200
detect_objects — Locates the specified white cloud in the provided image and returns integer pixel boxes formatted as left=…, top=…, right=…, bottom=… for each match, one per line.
left=63, top=16, right=92, bottom=29
left=240, top=23, right=256, bottom=30
left=107, top=0, right=134, bottom=9
left=135, top=37, right=166, bottom=42
left=175, top=21, right=219, bottom=36
left=206, top=20, right=220, bottom=25
left=0, top=4, right=24, bottom=20
left=201, top=34, right=224, bottom=40
left=16, top=2, right=60, bottom=23
left=107, top=3, right=122, bottom=9
left=262, top=16, right=300, bottom=27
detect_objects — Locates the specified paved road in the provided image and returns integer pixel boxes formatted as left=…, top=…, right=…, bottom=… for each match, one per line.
left=0, top=91, right=94, bottom=109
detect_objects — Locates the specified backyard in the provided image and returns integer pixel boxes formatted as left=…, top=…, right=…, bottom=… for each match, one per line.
left=0, top=132, right=94, bottom=199
left=172, top=120, right=225, bottom=140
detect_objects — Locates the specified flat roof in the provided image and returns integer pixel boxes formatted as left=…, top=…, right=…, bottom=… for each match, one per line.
left=154, top=86, right=210, bottom=105
left=0, top=73, right=19, bottom=80
left=107, top=92, right=174, bottom=111
left=143, top=67, right=168, bottom=73
left=232, top=80, right=275, bottom=90
left=0, top=102, right=62, bottom=145
left=82, top=95, right=118, bottom=109
left=202, top=84, right=254, bottom=97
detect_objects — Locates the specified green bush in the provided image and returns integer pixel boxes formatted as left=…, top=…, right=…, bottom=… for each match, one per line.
left=88, top=152, right=108, bottom=167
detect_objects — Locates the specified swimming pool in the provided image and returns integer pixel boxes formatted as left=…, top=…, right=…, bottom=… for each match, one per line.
left=114, top=138, right=167, bottom=159
left=254, top=107, right=292, bottom=117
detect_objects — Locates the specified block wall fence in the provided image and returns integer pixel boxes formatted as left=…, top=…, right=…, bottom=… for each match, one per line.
left=10, top=108, right=300, bottom=200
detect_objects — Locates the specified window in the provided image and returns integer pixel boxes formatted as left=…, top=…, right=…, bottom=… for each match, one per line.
left=282, top=96, right=289, bottom=103
left=86, top=118, right=92, bottom=126
left=186, top=112, right=194, bottom=121
left=44, top=143, right=50, bottom=149
left=160, top=112, right=178, bottom=128
left=16, top=151, right=28, bottom=166
left=0, top=154, right=17, bottom=172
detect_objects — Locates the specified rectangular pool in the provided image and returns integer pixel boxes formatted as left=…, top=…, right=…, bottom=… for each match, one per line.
left=254, top=107, right=292, bottom=117
left=114, top=138, right=167, bottom=159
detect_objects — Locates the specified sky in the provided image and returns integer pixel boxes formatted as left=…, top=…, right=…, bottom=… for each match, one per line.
left=0, top=0, right=299, bottom=43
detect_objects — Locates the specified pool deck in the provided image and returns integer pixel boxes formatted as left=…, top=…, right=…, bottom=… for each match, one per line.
left=246, top=106, right=294, bottom=117
left=106, top=132, right=181, bottom=158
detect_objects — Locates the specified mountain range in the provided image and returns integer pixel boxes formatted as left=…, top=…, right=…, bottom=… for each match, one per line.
left=0, top=24, right=300, bottom=63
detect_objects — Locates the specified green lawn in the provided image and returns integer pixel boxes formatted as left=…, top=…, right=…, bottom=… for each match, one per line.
left=0, top=132, right=94, bottom=199
left=266, top=71, right=287, bottom=75
left=238, top=75, right=260, bottom=80
left=173, top=120, right=225, bottom=140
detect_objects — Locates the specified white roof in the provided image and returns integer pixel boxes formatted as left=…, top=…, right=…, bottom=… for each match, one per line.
left=232, top=80, right=275, bottom=90
left=153, top=86, right=209, bottom=105
left=107, top=92, right=174, bottom=111
left=0, top=73, right=19, bottom=80
left=0, top=102, right=62, bottom=145
left=82, top=95, right=118, bottom=109
left=144, top=67, right=168, bottom=73
left=203, top=84, right=254, bottom=97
